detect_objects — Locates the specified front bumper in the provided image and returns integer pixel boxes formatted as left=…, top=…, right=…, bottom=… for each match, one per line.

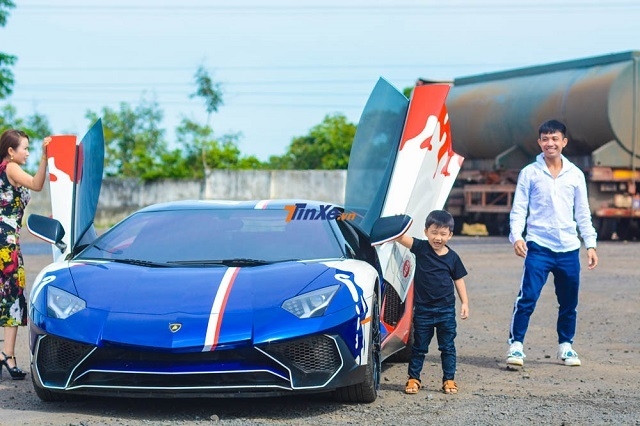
left=31, top=333, right=367, bottom=398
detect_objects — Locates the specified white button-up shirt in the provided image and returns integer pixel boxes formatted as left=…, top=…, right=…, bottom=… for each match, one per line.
left=509, top=153, right=597, bottom=252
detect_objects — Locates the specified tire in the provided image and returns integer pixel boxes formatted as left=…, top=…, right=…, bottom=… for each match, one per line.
left=334, top=293, right=381, bottom=403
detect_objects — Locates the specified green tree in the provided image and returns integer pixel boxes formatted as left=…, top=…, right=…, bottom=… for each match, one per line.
left=0, top=0, right=52, bottom=147
left=85, top=96, right=167, bottom=179
left=190, top=65, right=223, bottom=122
left=189, top=65, right=224, bottom=171
left=0, top=0, right=16, bottom=99
left=24, top=112, right=53, bottom=141
left=175, top=118, right=262, bottom=178
left=0, top=105, right=52, bottom=172
left=264, top=153, right=293, bottom=170
left=237, top=155, right=266, bottom=170
left=151, top=148, right=192, bottom=179
left=0, top=105, right=52, bottom=141
left=0, top=104, right=20, bottom=129
left=271, top=113, right=356, bottom=169
left=181, top=65, right=265, bottom=176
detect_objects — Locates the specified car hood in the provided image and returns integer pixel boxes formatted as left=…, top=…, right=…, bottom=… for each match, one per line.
left=57, top=259, right=355, bottom=350
left=69, top=259, right=330, bottom=315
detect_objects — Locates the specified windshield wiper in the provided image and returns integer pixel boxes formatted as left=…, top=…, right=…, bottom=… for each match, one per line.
left=82, top=243, right=124, bottom=255
left=110, top=258, right=173, bottom=268
left=168, top=258, right=298, bottom=267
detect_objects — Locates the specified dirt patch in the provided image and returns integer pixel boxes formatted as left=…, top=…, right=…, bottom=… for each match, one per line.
left=2, top=236, right=639, bottom=425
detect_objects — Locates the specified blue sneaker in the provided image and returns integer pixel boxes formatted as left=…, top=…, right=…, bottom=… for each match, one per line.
left=506, top=342, right=526, bottom=366
left=557, top=343, right=581, bottom=366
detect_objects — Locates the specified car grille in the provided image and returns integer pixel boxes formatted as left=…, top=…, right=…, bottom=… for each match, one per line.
left=35, top=334, right=343, bottom=392
left=263, top=335, right=342, bottom=386
left=263, top=335, right=341, bottom=373
left=36, top=336, right=94, bottom=385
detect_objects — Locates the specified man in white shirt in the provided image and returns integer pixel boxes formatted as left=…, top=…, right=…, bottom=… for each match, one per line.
left=507, top=119, right=599, bottom=368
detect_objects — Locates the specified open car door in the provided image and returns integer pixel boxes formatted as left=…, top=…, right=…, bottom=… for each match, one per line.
left=345, top=78, right=464, bottom=302
left=34, top=119, right=105, bottom=261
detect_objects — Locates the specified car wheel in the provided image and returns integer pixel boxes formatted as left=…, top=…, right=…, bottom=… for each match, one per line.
left=334, top=293, right=381, bottom=403
left=32, top=375, right=69, bottom=402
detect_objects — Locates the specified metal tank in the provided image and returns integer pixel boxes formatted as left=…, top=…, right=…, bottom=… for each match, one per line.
left=445, top=51, right=640, bottom=169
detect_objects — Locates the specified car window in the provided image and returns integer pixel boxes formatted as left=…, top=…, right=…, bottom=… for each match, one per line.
left=77, top=208, right=345, bottom=264
left=345, top=78, right=409, bottom=235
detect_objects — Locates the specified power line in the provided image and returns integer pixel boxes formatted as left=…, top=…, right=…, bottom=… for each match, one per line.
left=7, top=98, right=364, bottom=109
left=16, top=63, right=508, bottom=71
left=13, top=80, right=379, bottom=88
left=12, top=88, right=371, bottom=96
left=17, top=2, right=640, bottom=12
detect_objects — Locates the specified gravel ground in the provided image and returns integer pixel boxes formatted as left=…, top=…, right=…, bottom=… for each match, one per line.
left=1, top=234, right=639, bottom=426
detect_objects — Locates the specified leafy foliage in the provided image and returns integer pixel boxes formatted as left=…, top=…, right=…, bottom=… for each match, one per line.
left=175, top=118, right=262, bottom=178
left=190, top=65, right=224, bottom=118
left=1, top=0, right=363, bottom=178
left=0, top=105, right=52, bottom=173
left=268, top=113, right=356, bottom=169
left=85, top=96, right=167, bottom=179
left=0, top=0, right=15, bottom=26
left=0, top=105, right=52, bottom=142
left=3, top=45, right=359, bottom=179
left=0, top=0, right=16, bottom=98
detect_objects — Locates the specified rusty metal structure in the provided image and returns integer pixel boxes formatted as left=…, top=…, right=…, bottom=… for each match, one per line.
left=435, top=51, right=640, bottom=240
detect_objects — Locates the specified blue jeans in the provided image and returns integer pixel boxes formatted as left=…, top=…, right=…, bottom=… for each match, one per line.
left=407, top=305, right=457, bottom=382
left=509, top=241, right=580, bottom=345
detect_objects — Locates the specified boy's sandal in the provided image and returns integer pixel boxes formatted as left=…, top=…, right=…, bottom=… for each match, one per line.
left=442, top=380, right=458, bottom=394
left=405, top=378, right=421, bottom=394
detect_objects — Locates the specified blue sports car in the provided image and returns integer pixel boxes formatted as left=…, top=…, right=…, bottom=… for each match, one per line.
left=26, top=79, right=462, bottom=402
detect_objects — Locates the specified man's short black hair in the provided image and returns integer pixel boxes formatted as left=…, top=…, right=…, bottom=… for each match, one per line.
left=425, top=209, right=454, bottom=232
left=538, top=119, right=567, bottom=138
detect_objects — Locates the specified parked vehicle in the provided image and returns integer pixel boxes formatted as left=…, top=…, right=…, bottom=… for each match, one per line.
left=431, top=51, right=640, bottom=240
left=26, top=79, right=462, bottom=402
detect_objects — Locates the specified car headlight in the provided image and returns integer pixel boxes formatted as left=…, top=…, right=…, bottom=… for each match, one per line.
left=282, top=285, right=340, bottom=319
left=47, top=286, right=86, bottom=319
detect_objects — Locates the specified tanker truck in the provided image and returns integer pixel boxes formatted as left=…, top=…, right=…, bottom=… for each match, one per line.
left=433, top=50, right=640, bottom=241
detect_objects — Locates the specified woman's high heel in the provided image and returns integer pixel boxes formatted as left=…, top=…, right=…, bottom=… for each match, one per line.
left=1, top=351, right=27, bottom=380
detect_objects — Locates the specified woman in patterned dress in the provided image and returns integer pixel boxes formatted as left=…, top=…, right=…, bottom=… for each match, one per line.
left=0, top=129, right=49, bottom=380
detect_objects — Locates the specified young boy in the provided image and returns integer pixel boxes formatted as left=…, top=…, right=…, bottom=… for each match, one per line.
left=395, top=209, right=469, bottom=395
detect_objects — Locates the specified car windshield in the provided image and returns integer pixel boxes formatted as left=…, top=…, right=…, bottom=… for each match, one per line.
left=76, top=207, right=345, bottom=265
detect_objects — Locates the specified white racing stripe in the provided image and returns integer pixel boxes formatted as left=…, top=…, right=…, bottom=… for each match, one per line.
left=203, top=267, right=240, bottom=351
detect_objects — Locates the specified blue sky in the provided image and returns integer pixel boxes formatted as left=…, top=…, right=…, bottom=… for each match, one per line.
left=3, top=0, right=640, bottom=161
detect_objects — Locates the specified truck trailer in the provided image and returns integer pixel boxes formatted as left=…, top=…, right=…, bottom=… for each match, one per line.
left=436, top=51, right=640, bottom=240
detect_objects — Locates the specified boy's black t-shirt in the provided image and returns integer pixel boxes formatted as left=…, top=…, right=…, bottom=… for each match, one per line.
left=410, top=238, right=468, bottom=308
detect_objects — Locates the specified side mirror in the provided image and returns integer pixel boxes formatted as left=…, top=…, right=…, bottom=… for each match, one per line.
left=370, top=214, right=413, bottom=246
left=27, top=214, right=67, bottom=253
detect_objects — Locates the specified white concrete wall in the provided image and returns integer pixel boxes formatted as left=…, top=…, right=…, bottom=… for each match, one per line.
left=26, top=170, right=347, bottom=227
